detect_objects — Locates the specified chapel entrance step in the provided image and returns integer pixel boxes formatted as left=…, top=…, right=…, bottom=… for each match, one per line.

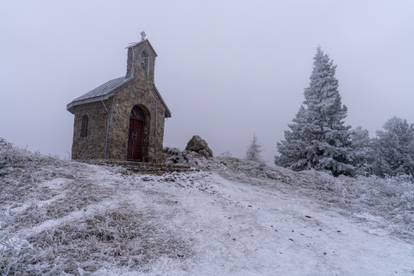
left=82, top=159, right=194, bottom=175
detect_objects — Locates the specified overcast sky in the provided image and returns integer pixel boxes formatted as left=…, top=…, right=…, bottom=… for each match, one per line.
left=1, top=0, right=413, bottom=163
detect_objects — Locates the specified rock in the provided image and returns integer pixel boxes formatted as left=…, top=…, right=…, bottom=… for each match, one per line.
left=185, top=135, right=213, bottom=158
left=164, top=147, right=188, bottom=165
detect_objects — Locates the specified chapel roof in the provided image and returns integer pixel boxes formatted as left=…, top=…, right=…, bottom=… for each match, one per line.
left=66, top=39, right=171, bottom=117
left=67, top=77, right=132, bottom=111
left=66, top=76, right=171, bottom=118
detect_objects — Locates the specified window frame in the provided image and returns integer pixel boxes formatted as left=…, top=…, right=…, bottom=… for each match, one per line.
left=80, top=115, right=89, bottom=138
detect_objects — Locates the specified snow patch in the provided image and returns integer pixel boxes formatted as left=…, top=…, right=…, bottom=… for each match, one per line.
left=2, top=138, right=414, bottom=275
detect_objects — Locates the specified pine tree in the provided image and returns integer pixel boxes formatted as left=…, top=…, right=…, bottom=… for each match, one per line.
left=372, top=117, right=414, bottom=177
left=350, top=127, right=375, bottom=175
left=246, top=135, right=263, bottom=163
left=276, top=47, right=354, bottom=176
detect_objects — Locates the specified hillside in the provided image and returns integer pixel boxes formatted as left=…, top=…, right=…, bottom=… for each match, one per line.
left=1, top=138, right=414, bottom=275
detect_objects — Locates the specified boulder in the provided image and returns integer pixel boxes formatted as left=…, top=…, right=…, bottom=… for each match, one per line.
left=185, top=135, right=213, bottom=158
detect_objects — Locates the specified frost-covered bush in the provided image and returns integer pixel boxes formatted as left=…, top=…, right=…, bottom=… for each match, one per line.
left=1, top=207, right=191, bottom=275
left=290, top=171, right=414, bottom=239
left=0, top=138, right=193, bottom=275
left=164, top=147, right=214, bottom=168
left=203, top=156, right=414, bottom=241
left=0, top=138, right=85, bottom=213
left=164, top=147, right=188, bottom=165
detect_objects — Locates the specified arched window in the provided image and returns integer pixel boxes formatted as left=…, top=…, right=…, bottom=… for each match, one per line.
left=80, top=115, right=88, bottom=138
left=141, top=51, right=149, bottom=74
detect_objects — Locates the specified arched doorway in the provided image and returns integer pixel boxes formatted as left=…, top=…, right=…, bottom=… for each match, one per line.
left=127, top=105, right=148, bottom=161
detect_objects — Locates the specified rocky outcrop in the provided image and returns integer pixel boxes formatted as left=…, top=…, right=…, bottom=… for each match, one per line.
left=185, top=136, right=213, bottom=158
left=164, top=147, right=189, bottom=164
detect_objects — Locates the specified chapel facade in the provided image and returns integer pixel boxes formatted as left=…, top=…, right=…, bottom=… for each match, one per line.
left=67, top=35, right=171, bottom=163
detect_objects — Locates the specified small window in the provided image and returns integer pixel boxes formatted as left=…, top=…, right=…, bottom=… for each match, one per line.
left=80, top=115, right=88, bottom=138
left=141, top=51, right=149, bottom=73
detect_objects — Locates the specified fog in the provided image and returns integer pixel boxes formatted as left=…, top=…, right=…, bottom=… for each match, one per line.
left=1, top=0, right=413, bottom=163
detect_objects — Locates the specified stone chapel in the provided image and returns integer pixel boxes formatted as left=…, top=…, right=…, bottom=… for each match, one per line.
left=67, top=35, right=171, bottom=163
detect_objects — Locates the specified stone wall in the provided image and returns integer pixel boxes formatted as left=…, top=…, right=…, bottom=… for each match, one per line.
left=70, top=40, right=167, bottom=163
left=71, top=100, right=111, bottom=160
left=70, top=77, right=166, bottom=163
left=108, top=79, right=166, bottom=163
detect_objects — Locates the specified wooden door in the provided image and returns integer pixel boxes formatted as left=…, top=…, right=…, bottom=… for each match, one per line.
left=127, top=118, right=145, bottom=161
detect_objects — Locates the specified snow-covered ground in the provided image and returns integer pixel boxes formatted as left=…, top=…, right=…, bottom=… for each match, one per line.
left=1, top=139, right=414, bottom=275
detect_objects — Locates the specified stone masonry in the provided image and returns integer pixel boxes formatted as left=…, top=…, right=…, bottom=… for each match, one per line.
left=67, top=37, right=171, bottom=163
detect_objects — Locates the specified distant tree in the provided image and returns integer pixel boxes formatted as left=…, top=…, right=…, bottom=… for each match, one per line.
left=350, top=127, right=375, bottom=175
left=276, top=47, right=354, bottom=176
left=246, top=135, right=263, bottom=163
left=372, top=117, right=414, bottom=177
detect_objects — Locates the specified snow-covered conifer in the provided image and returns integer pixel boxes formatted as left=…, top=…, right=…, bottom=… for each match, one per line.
left=246, top=135, right=263, bottom=163
left=350, top=127, right=375, bottom=175
left=276, top=48, right=354, bottom=176
left=372, top=117, right=414, bottom=177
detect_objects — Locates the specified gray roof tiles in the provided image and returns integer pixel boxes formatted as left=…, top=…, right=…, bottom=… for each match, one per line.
left=67, top=76, right=171, bottom=117
left=67, top=77, right=132, bottom=110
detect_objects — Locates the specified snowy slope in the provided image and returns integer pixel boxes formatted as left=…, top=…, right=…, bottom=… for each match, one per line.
left=1, top=139, right=414, bottom=275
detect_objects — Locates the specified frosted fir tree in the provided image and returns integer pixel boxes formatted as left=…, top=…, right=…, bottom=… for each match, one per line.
left=276, top=47, right=354, bottom=176
left=350, top=127, right=375, bottom=175
left=372, top=117, right=414, bottom=177
left=246, top=135, right=263, bottom=163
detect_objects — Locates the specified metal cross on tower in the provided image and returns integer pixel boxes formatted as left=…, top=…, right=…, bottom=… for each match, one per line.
left=140, top=31, right=147, bottom=41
